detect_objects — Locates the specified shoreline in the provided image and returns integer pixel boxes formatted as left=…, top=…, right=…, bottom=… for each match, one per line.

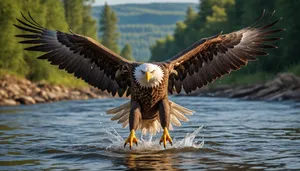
left=182, top=73, right=300, bottom=102
left=1, top=73, right=300, bottom=106
left=0, top=74, right=111, bottom=106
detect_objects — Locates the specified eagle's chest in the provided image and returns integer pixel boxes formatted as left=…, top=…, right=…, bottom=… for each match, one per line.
left=132, top=81, right=166, bottom=110
left=131, top=66, right=169, bottom=111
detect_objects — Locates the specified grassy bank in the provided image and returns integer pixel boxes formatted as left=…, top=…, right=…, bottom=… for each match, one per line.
left=286, top=64, right=300, bottom=76
left=214, top=72, right=275, bottom=86
left=0, top=69, right=88, bottom=88
left=2, top=64, right=300, bottom=88
left=210, top=64, right=300, bottom=87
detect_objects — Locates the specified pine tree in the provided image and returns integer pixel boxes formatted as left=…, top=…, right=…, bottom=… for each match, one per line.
left=184, top=6, right=196, bottom=26
left=0, top=0, right=28, bottom=75
left=150, top=0, right=235, bottom=62
left=63, top=0, right=83, bottom=33
left=43, top=0, right=69, bottom=31
left=99, top=3, right=120, bottom=54
left=276, top=0, right=300, bottom=69
left=37, top=0, right=74, bottom=82
left=82, top=0, right=98, bottom=40
left=150, top=39, right=166, bottom=62
left=121, top=44, right=134, bottom=61
left=63, top=0, right=97, bottom=39
left=238, top=0, right=278, bottom=74
left=19, top=0, right=49, bottom=80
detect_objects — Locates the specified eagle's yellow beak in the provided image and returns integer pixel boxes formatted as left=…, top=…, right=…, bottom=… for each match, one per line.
left=145, top=71, right=151, bottom=82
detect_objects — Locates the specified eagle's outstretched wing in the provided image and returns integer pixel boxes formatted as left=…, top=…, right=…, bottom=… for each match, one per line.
left=14, top=13, right=132, bottom=97
left=167, top=10, right=285, bottom=94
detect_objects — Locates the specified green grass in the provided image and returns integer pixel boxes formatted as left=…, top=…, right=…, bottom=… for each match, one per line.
left=0, top=68, right=88, bottom=88
left=46, top=76, right=88, bottom=88
left=0, top=69, right=24, bottom=79
left=286, top=64, right=300, bottom=76
left=211, top=72, right=275, bottom=87
left=41, top=69, right=89, bottom=88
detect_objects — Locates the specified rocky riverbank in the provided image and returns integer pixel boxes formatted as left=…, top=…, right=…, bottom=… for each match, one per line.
left=187, top=73, right=300, bottom=102
left=1, top=73, right=300, bottom=106
left=0, top=74, right=110, bottom=106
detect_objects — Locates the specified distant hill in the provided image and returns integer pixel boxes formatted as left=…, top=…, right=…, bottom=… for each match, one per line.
left=92, top=3, right=197, bottom=61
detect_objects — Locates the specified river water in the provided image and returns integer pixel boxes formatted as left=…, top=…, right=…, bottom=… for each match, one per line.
left=0, top=97, right=300, bottom=170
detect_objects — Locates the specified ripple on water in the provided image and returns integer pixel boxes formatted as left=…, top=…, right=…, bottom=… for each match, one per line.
left=105, top=126, right=204, bottom=153
left=0, top=97, right=300, bottom=170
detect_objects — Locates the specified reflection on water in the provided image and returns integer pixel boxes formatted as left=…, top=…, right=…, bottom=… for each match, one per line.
left=122, top=153, right=181, bottom=170
left=0, top=97, right=300, bottom=170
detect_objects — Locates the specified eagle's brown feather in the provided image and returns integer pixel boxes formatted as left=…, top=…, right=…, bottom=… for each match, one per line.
left=167, top=10, right=284, bottom=94
left=130, top=63, right=169, bottom=119
left=15, top=12, right=132, bottom=97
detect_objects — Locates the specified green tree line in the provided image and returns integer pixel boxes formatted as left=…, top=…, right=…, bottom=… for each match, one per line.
left=150, top=0, right=300, bottom=84
left=0, top=1, right=133, bottom=86
left=92, top=3, right=197, bottom=61
left=98, top=3, right=134, bottom=60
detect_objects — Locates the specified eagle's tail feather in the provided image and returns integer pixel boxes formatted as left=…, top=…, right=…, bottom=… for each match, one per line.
left=106, top=101, right=131, bottom=114
left=171, top=101, right=194, bottom=115
left=106, top=100, right=194, bottom=135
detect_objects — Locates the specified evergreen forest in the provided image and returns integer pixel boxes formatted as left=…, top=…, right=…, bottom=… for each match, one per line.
left=92, top=3, right=197, bottom=61
left=0, top=0, right=299, bottom=87
left=150, top=0, right=300, bottom=84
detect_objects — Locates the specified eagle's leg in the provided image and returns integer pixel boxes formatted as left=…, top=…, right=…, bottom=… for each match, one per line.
left=124, top=101, right=141, bottom=149
left=158, top=98, right=172, bottom=148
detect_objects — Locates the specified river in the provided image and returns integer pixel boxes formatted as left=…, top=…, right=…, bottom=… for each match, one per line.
left=1, top=97, right=300, bottom=170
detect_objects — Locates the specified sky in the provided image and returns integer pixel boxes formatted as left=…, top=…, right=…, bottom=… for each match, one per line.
left=93, top=0, right=198, bottom=6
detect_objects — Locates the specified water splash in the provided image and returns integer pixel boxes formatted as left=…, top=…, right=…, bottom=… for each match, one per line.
left=104, top=126, right=204, bottom=152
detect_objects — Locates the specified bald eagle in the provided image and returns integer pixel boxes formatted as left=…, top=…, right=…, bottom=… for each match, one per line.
left=14, top=11, right=283, bottom=149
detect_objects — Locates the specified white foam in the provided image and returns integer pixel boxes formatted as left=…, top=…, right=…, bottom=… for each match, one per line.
left=104, top=126, right=204, bottom=152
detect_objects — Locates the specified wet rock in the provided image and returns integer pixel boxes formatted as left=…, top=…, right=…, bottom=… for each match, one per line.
left=229, top=85, right=265, bottom=98
left=16, top=96, right=36, bottom=105
left=249, top=86, right=281, bottom=99
left=33, top=96, right=46, bottom=103
left=185, top=72, right=300, bottom=102
left=0, top=74, right=111, bottom=106
left=32, top=87, right=41, bottom=94
left=47, top=92, right=59, bottom=101
left=24, top=87, right=32, bottom=95
left=56, top=92, right=69, bottom=100
left=53, top=85, right=62, bottom=92
left=209, top=87, right=235, bottom=97
left=18, top=78, right=31, bottom=85
left=10, top=84, right=21, bottom=92
left=284, top=88, right=300, bottom=100
left=38, top=90, right=49, bottom=100
left=71, top=91, right=81, bottom=96
left=0, top=89, right=8, bottom=98
left=278, top=73, right=300, bottom=85
left=79, top=88, right=99, bottom=98
left=0, top=99, right=19, bottom=106
left=265, top=89, right=291, bottom=101
left=61, top=87, right=69, bottom=94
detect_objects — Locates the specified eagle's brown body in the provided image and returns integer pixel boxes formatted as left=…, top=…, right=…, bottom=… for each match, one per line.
left=131, top=63, right=169, bottom=114
left=129, top=63, right=171, bottom=131
left=14, top=11, right=284, bottom=149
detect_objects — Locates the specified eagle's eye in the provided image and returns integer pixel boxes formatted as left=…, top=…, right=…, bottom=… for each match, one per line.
left=150, top=70, right=155, bottom=73
left=141, top=70, right=146, bottom=74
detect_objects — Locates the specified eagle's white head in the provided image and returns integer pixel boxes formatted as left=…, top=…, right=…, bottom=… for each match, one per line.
left=134, top=63, right=164, bottom=88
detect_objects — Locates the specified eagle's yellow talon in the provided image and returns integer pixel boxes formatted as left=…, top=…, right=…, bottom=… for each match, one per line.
left=159, top=127, right=173, bottom=149
left=124, top=130, right=138, bottom=149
